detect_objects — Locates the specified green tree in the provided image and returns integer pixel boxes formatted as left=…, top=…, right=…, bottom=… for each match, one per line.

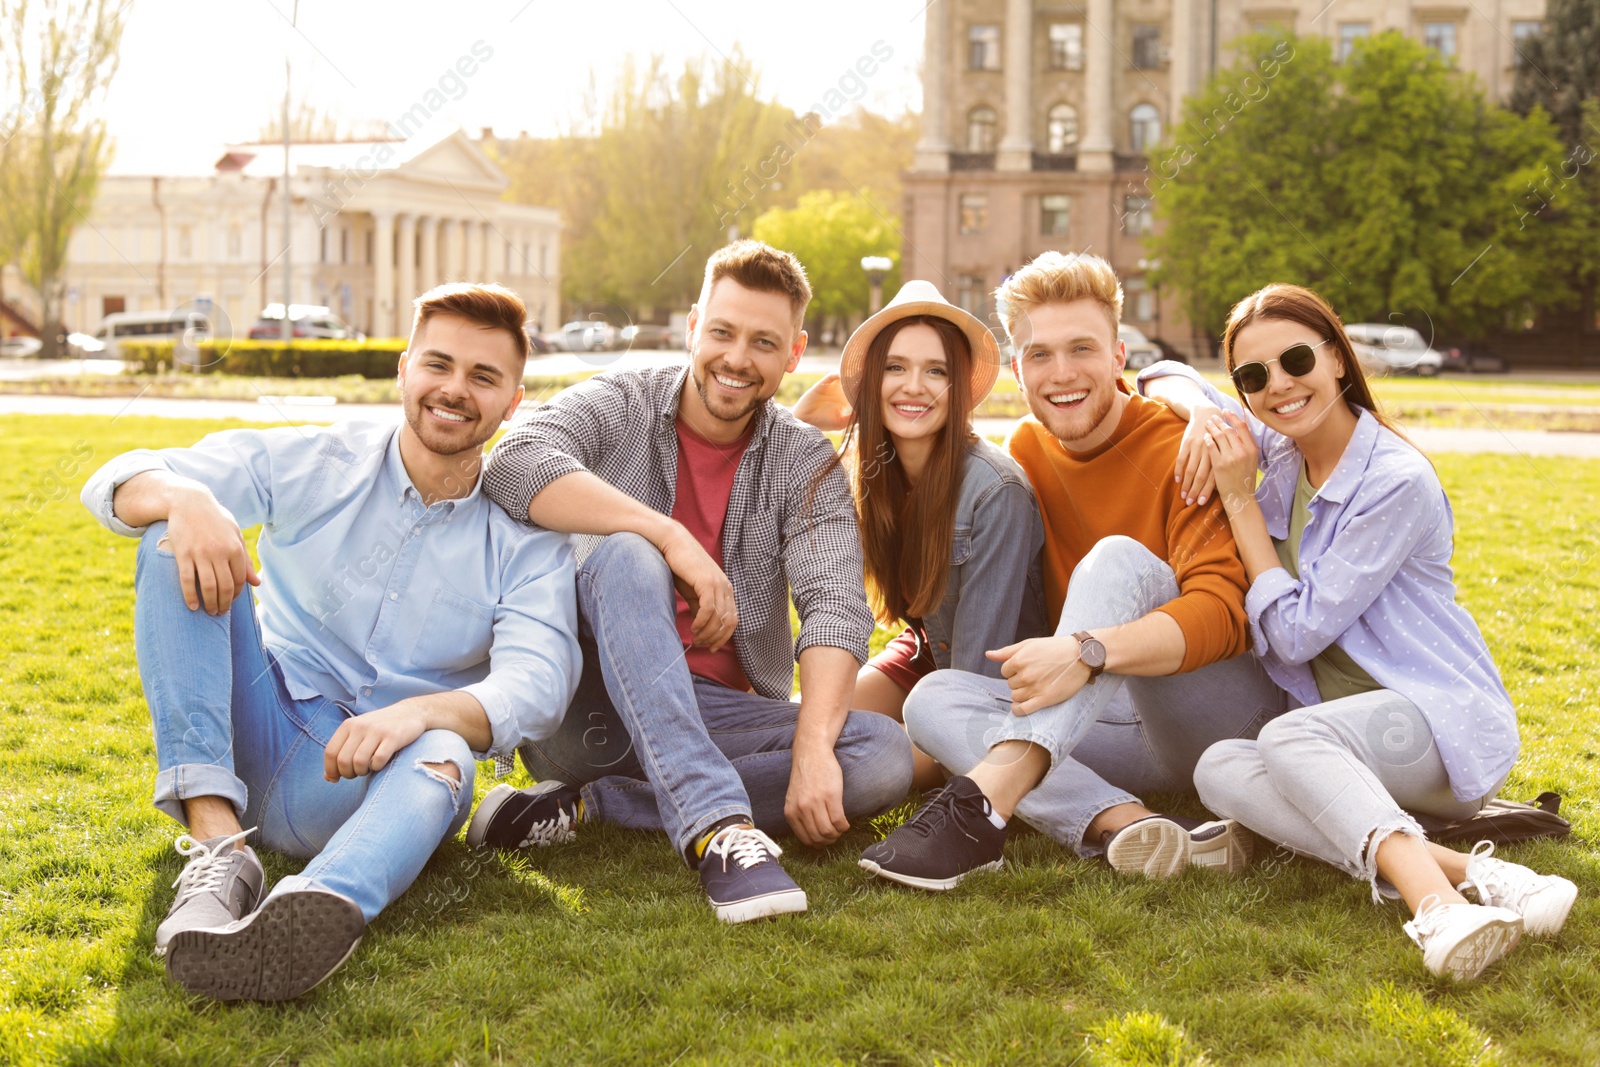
left=1510, top=0, right=1600, bottom=144
left=751, top=189, right=899, bottom=337
left=1, top=0, right=128, bottom=357
left=1149, top=32, right=1574, bottom=342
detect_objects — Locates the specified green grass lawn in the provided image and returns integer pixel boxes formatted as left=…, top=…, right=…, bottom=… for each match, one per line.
left=1, top=415, right=1597, bottom=1066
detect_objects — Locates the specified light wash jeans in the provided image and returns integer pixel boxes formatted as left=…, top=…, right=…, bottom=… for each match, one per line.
left=904, top=535, right=1287, bottom=857
left=135, top=522, right=475, bottom=922
left=518, top=533, right=914, bottom=861
left=1195, top=689, right=1500, bottom=893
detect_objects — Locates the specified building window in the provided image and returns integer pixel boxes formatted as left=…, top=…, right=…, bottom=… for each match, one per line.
left=177, top=225, right=193, bottom=260
left=1130, top=104, right=1161, bottom=153
left=340, top=228, right=349, bottom=265
left=958, top=194, right=989, bottom=234
left=1338, top=22, right=1370, bottom=61
left=365, top=229, right=374, bottom=265
left=957, top=273, right=987, bottom=317
left=967, top=106, right=998, bottom=152
left=969, top=25, right=1001, bottom=71
left=227, top=224, right=242, bottom=260
left=319, top=228, right=328, bottom=264
left=1132, top=25, right=1162, bottom=69
left=540, top=243, right=549, bottom=275
left=1041, top=195, right=1072, bottom=237
left=1126, top=277, right=1154, bottom=322
left=1511, top=21, right=1542, bottom=68
left=1424, top=21, right=1457, bottom=61
left=1047, top=103, right=1079, bottom=152
left=1123, top=195, right=1154, bottom=236
left=1048, top=23, right=1084, bottom=70
left=102, top=296, right=126, bottom=318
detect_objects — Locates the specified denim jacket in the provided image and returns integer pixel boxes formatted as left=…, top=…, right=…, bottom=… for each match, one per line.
left=918, top=437, right=1048, bottom=674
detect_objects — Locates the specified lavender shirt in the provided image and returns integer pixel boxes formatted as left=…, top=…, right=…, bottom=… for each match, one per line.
left=1137, top=362, right=1518, bottom=802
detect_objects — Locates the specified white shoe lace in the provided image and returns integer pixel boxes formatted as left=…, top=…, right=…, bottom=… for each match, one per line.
left=518, top=807, right=576, bottom=848
left=1459, top=840, right=1522, bottom=910
left=1403, top=893, right=1446, bottom=948
left=705, top=825, right=782, bottom=871
left=171, top=827, right=255, bottom=904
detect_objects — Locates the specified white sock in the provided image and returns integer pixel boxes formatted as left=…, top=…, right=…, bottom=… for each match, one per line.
left=985, top=804, right=1008, bottom=829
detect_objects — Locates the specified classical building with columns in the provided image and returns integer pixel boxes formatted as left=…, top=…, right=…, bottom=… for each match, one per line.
left=904, top=0, right=1546, bottom=354
left=50, top=129, right=560, bottom=340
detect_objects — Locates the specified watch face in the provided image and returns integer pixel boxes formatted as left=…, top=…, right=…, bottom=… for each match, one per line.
left=1079, top=638, right=1107, bottom=669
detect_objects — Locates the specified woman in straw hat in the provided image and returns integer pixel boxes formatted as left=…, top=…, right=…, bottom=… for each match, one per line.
left=795, top=280, right=1046, bottom=789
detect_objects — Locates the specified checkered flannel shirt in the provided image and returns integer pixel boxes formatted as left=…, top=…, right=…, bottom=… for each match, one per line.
left=483, top=362, right=874, bottom=705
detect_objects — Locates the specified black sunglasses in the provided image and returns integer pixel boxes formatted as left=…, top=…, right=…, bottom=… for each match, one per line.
left=1230, top=338, right=1332, bottom=394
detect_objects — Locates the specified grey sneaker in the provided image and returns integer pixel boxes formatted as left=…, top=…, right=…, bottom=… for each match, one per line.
left=165, top=887, right=366, bottom=1001
left=154, top=829, right=265, bottom=956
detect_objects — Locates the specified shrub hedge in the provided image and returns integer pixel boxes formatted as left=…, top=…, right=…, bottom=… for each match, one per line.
left=122, top=339, right=407, bottom=378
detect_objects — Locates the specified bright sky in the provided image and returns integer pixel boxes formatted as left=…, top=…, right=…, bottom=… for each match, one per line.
left=105, top=0, right=927, bottom=173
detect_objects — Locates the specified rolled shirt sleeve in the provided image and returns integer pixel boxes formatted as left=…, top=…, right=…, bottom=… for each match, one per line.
left=484, top=374, right=631, bottom=525
left=80, top=427, right=285, bottom=536
left=782, top=438, right=874, bottom=666
left=456, top=528, right=582, bottom=759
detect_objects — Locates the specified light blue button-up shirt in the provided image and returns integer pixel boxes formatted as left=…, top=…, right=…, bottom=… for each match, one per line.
left=81, top=421, right=581, bottom=761
left=1137, top=363, right=1518, bottom=802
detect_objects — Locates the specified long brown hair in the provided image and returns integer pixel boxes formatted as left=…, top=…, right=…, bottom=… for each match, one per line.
left=1221, top=284, right=1414, bottom=445
left=813, top=315, right=977, bottom=627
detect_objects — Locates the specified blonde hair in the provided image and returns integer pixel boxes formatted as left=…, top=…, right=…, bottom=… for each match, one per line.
left=994, top=251, right=1123, bottom=341
left=698, top=239, right=813, bottom=329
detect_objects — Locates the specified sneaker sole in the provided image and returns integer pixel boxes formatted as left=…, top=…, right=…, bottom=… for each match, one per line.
left=1436, top=916, right=1522, bottom=981
left=858, top=857, right=1004, bottom=891
left=1106, top=819, right=1253, bottom=879
left=165, top=890, right=365, bottom=1002
left=711, top=887, right=808, bottom=924
left=465, top=780, right=572, bottom=849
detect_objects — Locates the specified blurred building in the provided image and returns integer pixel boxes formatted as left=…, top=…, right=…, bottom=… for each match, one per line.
left=903, top=0, right=1546, bottom=356
left=41, top=129, right=559, bottom=340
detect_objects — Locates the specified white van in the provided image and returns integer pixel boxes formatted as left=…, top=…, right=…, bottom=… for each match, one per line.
left=96, top=310, right=213, bottom=359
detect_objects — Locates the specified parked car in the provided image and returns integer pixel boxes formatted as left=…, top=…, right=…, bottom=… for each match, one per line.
left=1150, top=337, right=1189, bottom=365
left=1344, top=323, right=1444, bottom=377
left=1439, top=339, right=1508, bottom=374
left=248, top=304, right=362, bottom=341
left=621, top=323, right=675, bottom=350
left=523, top=324, right=552, bottom=355
left=1119, top=324, right=1163, bottom=370
left=66, top=332, right=106, bottom=357
left=95, top=311, right=215, bottom=359
left=554, top=319, right=621, bottom=352
left=0, top=336, right=43, bottom=358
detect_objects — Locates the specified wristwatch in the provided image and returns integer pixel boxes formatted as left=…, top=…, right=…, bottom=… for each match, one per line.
left=1072, top=631, right=1107, bottom=684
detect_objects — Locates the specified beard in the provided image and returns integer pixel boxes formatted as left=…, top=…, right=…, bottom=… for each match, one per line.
left=1031, top=380, right=1118, bottom=445
left=691, top=358, right=766, bottom=424
left=401, top=382, right=497, bottom=458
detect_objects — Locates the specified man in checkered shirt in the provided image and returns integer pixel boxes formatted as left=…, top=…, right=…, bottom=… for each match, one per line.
left=470, top=241, right=914, bottom=923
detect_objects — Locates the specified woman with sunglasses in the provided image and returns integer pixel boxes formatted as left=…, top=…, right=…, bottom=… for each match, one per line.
left=1138, top=283, right=1575, bottom=982
left=794, top=280, right=1045, bottom=789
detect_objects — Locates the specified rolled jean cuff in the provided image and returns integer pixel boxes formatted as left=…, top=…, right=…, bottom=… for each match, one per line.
left=1066, top=792, right=1142, bottom=859
left=987, top=723, right=1071, bottom=770
left=677, top=803, right=756, bottom=866
left=153, top=763, right=249, bottom=827
left=1360, top=814, right=1427, bottom=904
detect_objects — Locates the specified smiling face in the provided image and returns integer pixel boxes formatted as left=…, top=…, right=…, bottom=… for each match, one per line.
left=1009, top=298, right=1126, bottom=448
left=683, top=277, right=805, bottom=435
left=398, top=312, right=525, bottom=458
left=1231, top=317, right=1350, bottom=440
left=878, top=322, right=953, bottom=445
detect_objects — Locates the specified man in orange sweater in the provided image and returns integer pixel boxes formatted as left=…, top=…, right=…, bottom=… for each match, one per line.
left=860, top=251, right=1288, bottom=890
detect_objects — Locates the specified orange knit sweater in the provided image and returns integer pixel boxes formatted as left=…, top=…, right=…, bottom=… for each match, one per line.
left=1007, top=388, right=1250, bottom=673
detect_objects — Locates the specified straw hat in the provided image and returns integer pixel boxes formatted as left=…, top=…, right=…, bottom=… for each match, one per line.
left=838, top=279, right=1003, bottom=407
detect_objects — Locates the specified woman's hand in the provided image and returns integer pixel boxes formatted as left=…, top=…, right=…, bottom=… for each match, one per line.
left=1173, top=400, right=1221, bottom=506
left=790, top=372, right=854, bottom=431
left=1201, top=412, right=1260, bottom=515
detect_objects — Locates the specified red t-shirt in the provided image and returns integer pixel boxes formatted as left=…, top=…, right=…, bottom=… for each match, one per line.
left=672, top=416, right=755, bottom=692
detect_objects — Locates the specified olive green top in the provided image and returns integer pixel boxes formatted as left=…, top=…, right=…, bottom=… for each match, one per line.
left=1273, top=462, right=1381, bottom=703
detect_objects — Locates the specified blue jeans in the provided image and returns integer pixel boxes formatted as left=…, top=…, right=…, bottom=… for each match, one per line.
left=904, top=536, right=1287, bottom=857
left=134, top=522, right=474, bottom=921
left=518, top=533, right=913, bottom=861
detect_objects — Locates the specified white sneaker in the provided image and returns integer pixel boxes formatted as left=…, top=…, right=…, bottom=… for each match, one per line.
left=1403, top=894, right=1523, bottom=981
left=1458, top=840, right=1577, bottom=938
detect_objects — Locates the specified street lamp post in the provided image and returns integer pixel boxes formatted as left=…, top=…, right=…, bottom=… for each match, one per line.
left=860, top=255, right=893, bottom=315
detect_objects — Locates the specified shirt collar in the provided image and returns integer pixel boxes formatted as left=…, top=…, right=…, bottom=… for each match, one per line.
left=1313, top=407, right=1381, bottom=506
left=383, top=424, right=486, bottom=511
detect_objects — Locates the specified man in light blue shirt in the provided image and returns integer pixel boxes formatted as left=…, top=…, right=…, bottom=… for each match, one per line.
left=80, top=283, right=580, bottom=1002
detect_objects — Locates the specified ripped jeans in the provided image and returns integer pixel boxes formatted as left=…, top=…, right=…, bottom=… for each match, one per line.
left=1194, top=689, right=1502, bottom=897
left=134, top=522, right=474, bottom=922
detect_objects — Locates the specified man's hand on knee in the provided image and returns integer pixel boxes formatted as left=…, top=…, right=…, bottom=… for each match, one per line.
left=323, top=705, right=429, bottom=781
left=785, top=748, right=849, bottom=847
left=988, top=636, right=1091, bottom=715
left=163, top=486, right=259, bottom=615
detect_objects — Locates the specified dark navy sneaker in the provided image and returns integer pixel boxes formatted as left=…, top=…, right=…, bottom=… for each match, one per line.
left=466, top=780, right=582, bottom=849
left=165, top=888, right=365, bottom=1002
left=1103, top=814, right=1253, bottom=878
left=859, top=775, right=1007, bottom=891
left=697, top=825, right=808, bottom=923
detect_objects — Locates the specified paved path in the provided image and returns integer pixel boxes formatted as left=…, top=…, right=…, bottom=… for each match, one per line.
left=4, top=394, right=1600, bottom=458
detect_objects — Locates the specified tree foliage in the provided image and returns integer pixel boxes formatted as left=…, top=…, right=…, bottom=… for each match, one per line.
left=1510, top=0, right=1600, bottom=145
left=0, top=0, right=127, bottom=357
left=751, top=189, right=900, bottom=334
left=1149, top=32, right=1576, bottom=341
